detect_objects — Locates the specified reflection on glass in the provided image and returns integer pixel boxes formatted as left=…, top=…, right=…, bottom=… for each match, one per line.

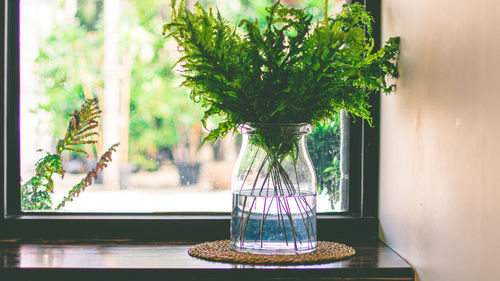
left=20, top=0, right=347, bottom=212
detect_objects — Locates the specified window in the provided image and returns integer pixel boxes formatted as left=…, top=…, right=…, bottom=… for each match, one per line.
left=1, top=0, right=380, bottom=240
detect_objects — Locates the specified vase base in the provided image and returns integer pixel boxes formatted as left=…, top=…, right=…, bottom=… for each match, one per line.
left=230, top=241, right=317, bottom=255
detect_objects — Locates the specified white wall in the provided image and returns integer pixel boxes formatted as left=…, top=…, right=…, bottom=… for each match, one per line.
left=379, top=1, right=500, bottom=280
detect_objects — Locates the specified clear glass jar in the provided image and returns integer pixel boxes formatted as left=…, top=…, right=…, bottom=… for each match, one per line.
left=230, top=123, right=317, bottom=254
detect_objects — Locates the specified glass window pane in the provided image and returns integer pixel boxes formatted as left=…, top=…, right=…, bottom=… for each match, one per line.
left=20, top=0, right=348, bottom=213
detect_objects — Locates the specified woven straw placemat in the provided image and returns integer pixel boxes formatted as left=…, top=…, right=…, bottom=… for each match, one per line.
left=188, top=240, right=355, bottom=265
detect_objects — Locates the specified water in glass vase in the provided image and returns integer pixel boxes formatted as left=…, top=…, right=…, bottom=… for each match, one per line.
left=231, top=189, right=317, bottom=255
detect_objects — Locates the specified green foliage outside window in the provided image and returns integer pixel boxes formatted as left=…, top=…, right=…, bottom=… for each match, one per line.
left=307, top=116, right=341, bottom=207
left=22, top=98, right=118, bottom=210
left=36, top=22, right=103, bottom=139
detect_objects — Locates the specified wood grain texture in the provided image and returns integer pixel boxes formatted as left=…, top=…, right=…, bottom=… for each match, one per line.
left=0, top=240, right=413, bottom=281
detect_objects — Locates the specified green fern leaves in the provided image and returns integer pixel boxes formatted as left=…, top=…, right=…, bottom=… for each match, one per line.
left=21, top=98, right=119, bottom=210
left=164, top=1, right=399, bottom=145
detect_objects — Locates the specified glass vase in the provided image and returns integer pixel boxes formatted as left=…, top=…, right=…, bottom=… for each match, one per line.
left=230, top=123, right=317, bottom=255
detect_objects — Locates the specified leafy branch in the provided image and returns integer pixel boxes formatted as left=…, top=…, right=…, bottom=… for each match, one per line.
left=21, top=98, right=119, bottom=210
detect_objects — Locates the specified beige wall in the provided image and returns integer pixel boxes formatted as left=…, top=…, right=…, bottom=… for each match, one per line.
left=379, top=1, right=500, bottom=280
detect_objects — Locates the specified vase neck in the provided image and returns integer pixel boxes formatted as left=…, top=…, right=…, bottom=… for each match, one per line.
left=239, top=123, right=312, bottom=136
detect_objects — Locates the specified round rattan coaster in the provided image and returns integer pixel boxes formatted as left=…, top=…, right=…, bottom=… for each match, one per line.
left=188, top=240, right=355, bottom=265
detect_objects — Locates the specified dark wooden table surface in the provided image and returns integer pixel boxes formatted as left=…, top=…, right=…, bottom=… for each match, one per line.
left=0, top=239, right=413, bottom=281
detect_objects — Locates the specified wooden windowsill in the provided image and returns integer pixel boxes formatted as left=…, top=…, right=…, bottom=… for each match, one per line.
left=0, top=239, right=413, bottom=281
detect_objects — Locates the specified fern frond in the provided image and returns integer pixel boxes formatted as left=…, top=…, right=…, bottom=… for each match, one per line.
left=56, top=97, right=101, bottom=156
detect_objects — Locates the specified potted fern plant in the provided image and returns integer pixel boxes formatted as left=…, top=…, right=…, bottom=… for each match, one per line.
left=164, top=0, right=399, bottom=254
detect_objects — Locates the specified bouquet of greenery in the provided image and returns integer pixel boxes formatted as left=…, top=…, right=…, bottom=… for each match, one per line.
left=163, top=0, right=398, bottom=145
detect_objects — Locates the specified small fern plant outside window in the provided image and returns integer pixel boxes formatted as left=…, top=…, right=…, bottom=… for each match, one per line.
left=164, top=1, right=399, bottom=254
left=21, top=98, right=119, bottom=211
